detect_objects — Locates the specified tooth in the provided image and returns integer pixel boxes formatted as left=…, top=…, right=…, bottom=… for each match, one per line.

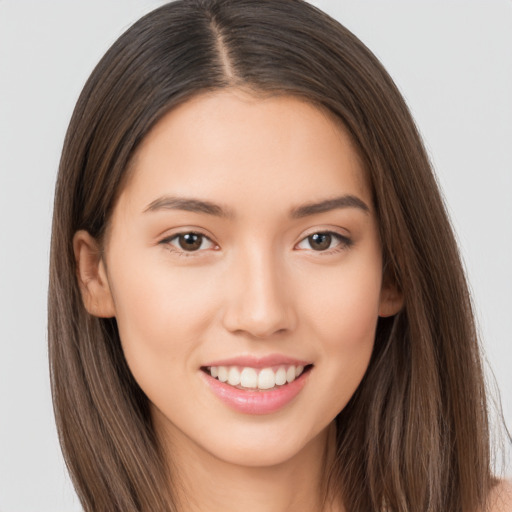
left=258, top=368, right=276, bottom=390
left=217, top=366, right=228, bottom=382
left=275, top=367, right=287, bottom=386
left=227, top=367, right=241, bottom=386
left=286, top=366, right=296, bottom=383
left=240, top=367, right=258, bottom=388
left=213, top=364, right=306, bottom=388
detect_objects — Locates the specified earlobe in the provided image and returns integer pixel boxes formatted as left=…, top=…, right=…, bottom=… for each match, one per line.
left=378, top=283, right=403, bottom=318
left=73, top=230, right=115, bottom=318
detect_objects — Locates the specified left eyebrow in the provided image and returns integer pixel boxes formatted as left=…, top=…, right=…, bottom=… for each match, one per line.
left=290, top=195, right=370, bottom=218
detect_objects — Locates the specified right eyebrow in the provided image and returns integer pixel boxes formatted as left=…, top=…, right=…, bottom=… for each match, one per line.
left=143, top=196, right=234, bottom=218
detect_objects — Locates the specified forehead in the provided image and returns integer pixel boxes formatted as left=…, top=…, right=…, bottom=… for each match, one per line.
left=119, top=89, right=371, bottom=216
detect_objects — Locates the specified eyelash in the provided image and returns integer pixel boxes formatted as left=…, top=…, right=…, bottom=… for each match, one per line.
left=296, top=231, right=353, bottom=254
left=159, top=230, right=353, bottom=257
left=159, top=231, right=217, bottom=257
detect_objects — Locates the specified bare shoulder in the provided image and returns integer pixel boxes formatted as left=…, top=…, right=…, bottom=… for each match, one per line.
left=487, top=480, right=512, bottom=512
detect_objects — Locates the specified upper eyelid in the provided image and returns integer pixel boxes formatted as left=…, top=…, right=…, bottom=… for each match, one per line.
left=159, top=228, right=348, bottom=239
left=159, top=228, right=215, bottom=243
left=295, top=231, right=351, bottom=249
left=301, top=230, right=349, bottom=240
left=169, top=233, right=213, bottom=244
left=296, top=228, right=351, bottom=243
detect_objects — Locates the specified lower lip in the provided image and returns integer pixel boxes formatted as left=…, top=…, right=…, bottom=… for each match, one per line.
left=201, top=369, right=311, bottom=415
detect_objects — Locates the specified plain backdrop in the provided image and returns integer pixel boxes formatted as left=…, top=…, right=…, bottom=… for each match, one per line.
left=0, top=1, right=511, bottom=510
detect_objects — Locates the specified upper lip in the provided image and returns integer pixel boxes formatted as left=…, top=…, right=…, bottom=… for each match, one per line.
left=202, top=354, right=311, bottom=369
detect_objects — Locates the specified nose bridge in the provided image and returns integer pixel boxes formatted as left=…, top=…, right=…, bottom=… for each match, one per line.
left=222, top=239, right=295, bottom=338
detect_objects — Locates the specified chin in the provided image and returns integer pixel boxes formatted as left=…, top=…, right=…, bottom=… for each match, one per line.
left=196, top=421, right=330, bottom=469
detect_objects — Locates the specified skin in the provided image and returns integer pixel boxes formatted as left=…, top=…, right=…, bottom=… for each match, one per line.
left=74, top=89, right=403, bottom=512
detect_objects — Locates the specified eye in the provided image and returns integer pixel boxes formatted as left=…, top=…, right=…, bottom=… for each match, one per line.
left=161, top=232, right=216, bottom=253
left=296, top=231, right=352, bottom=252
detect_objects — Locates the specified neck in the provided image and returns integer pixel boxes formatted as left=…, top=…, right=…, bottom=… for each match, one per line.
left=160, top=422, right=342, bottom=512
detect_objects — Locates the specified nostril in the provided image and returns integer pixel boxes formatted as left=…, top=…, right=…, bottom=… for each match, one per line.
left=220, top=275, right=297, bottom=337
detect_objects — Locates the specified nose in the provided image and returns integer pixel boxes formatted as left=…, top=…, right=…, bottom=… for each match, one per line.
left=221, top=245, right=297, bottom=339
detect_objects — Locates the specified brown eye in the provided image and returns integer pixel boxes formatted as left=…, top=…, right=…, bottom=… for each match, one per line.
left=308, top=233, right=332, bottom=251
left=161, top=231, right=216, bottom=255
left=296, top=231, right=352, bottom=252
left=177, top=233, right=204, bottom=251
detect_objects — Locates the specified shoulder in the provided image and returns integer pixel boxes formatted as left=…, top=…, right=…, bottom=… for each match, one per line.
left=487, top=479, right=512, bottom=512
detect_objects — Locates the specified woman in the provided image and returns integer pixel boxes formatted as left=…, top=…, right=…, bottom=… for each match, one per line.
left=48, top=0, right=511, bottom=510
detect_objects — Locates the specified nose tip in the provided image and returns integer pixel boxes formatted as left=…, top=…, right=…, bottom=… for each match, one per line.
left=222, top=289, right=295, bottom=339
left=226, top=309, right=290, bottom=339
left=221, top=256, right=296, bottom=339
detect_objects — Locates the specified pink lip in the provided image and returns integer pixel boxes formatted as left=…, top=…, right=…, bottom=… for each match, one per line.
left=200, top=366, right=312, bottom=415
left=202, top=354, right=310, bottom=369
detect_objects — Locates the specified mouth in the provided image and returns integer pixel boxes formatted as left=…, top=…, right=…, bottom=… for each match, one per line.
left=200, top=364, right=314, bottom=391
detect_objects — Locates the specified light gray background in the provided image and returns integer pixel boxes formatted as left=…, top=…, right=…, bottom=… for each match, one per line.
left=0, top=1, right=510, bottom=510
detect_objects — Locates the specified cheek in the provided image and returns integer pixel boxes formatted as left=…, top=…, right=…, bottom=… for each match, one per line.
left=302, top=254, right=382, bottom=348
left=107, top=251, right=218, bottom=386
left=298, top=255, right=382, bottom=408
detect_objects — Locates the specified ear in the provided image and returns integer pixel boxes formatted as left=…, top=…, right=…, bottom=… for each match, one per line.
left=378, top=279, right=403, bottom=318
left=73, top=230, right=115, bottom=318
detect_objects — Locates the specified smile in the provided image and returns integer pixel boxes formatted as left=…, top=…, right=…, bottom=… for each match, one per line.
left=204, top=364, right=309, bottom=390
left=200, top=360, right=313, bottom=415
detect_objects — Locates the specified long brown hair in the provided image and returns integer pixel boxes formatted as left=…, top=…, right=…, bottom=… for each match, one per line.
left=49, top=1, right=495, bottom=510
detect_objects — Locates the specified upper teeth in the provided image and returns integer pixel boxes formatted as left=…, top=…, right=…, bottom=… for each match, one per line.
left=209, top=365, right=305, bottom=390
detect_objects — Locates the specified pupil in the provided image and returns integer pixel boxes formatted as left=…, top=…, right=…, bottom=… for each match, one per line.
left=310, top=233, right=331, bottom=251
left=179, top=233, right=202, bottom=251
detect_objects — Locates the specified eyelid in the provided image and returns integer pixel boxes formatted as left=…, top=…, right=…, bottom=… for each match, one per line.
left=156, top=224, right=216, bottom=240
left=157, top=226, right=353, bottom=256
left=158, top=229, right=218, bottom=256
left=295, top=229, right=353, bottom=253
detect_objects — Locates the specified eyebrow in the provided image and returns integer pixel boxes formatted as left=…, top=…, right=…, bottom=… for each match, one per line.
left=144, top=196, right=234, bottom=218
left=143, top=194, right=370, bottom=218
left=290, top=195, right=370, bottom=218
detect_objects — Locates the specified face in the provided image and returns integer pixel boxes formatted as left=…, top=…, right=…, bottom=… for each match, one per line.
left=75, top=89, right=401, bottom=469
